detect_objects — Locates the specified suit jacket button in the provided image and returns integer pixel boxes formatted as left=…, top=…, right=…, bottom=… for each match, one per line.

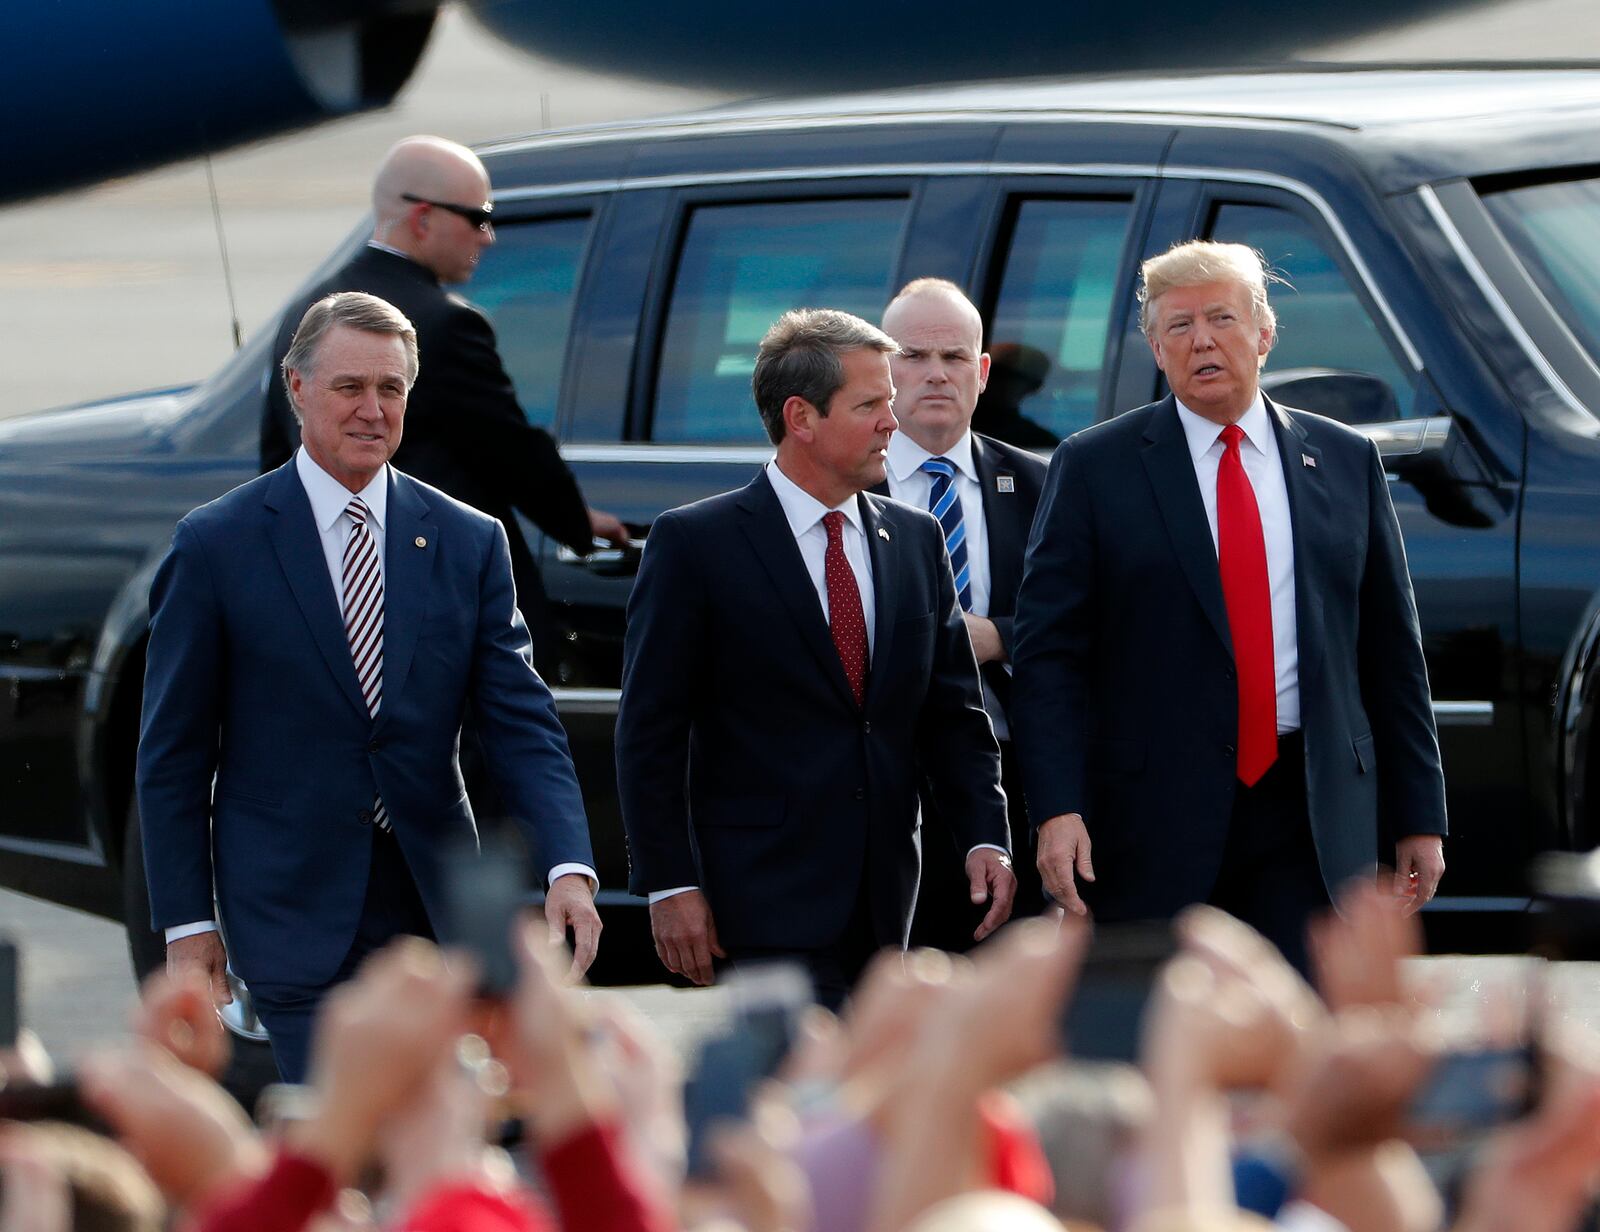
left=368, top=740, right=381, bottom=754
left=854, top=788, right=866, bottom=801
left=862, top=720, right=872, bottom=734
left=358, top=809, right=373, bottom=825
left=1223, top=743, right=1236, bottom=758
left=1225, top=667, right=1236, bottom=681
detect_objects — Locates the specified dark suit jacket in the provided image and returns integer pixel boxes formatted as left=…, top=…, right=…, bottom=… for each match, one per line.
left=1012, top=395, right=1447, bottom=921
left=873, top=431, right=1048, bottom=721
left=259, top=246, right=592, bottom=660
left=615, top=469, right=1009, bottom=951
left=136, top=463, right=594, bottom=988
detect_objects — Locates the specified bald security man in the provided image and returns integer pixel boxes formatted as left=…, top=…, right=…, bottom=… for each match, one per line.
left=261, top=135, right=625, bottom=668
left=874, top=279, right=1049, bottom=950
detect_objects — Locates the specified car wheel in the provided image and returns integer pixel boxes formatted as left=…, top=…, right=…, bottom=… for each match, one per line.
left=120, top=800, right=280, bottom=1109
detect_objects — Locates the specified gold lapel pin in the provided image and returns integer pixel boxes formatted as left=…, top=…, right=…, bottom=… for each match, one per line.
left=415, top=536, right=428, bottom=548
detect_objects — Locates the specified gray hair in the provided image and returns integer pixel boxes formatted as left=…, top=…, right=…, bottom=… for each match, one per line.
left=281, top=292, right=420, bottom=421
left=751, top=308, right=898, bottom=445
left=1138, top=240, right=1280, bottom=339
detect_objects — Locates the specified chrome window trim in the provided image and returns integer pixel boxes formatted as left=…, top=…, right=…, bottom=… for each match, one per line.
left=0, top=834, right=105, bottom=866
left=500, top=160, right=1421, bottom=374
left=1416, top=183, right=1592, bottom=422
left=1433, top=700, right=1495, bottom=726
left=561, top=444, right=774, bottom=465
left=550, top=687, right=623, bottom=715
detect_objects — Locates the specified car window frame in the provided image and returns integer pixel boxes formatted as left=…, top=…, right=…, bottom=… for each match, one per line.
left=631, top=177, right=922, bottom=445
left=972, top=174, right=1159, bottom=442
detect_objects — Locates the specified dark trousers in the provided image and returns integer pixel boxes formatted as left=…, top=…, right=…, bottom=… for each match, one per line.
left=724, top=874, right=881, bottom=1013
left=248, top=826, right=434, bottom=1082
left=910, top=740, right=1043, bottom=954
left=1206, top=730, right=1328, bottom=976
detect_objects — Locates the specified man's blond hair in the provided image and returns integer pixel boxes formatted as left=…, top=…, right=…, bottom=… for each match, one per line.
left=1138, top=241, right=1280, bottom=340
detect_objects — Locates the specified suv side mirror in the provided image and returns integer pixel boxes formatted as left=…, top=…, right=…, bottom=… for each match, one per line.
left=1261, top=367, right=1400, bottom=425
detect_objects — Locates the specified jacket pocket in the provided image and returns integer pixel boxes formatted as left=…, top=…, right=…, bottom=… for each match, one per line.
left=214, top=785, right=282, bottom=810
left=1352, top=731, right=1376, bottom=774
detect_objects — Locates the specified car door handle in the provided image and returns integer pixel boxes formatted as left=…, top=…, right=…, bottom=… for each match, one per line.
left=555, top=536, right=647, bottom=573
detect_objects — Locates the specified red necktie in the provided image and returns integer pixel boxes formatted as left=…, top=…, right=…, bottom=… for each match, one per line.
left=822, top=511, right=868, bottom=707
left=1217, top=424, right=1277, bottom=786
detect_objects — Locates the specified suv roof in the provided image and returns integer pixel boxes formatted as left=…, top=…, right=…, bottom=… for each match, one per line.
left=479, top=65, right=1600, bottom=191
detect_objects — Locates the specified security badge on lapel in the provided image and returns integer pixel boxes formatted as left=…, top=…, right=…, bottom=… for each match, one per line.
left=996, top=475, right=1016, bottom=493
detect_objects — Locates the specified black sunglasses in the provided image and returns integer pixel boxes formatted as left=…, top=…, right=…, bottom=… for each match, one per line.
left=401, top=193, right=494, bottom=230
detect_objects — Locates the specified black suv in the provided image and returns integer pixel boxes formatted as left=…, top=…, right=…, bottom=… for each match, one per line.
left=6, top=66, right=1600, bottom=987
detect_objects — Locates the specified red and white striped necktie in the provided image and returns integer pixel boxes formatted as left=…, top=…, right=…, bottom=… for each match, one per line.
left=342, top=498, right=389, bottom=830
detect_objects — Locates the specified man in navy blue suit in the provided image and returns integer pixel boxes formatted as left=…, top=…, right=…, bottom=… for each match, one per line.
left=138, top=292, right=599, bottom=1080
left=616, top=308, right=1015, bottom=1009
left=1013, top=241, right=1447, bottom=970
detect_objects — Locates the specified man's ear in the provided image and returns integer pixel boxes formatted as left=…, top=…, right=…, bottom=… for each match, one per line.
left=782, top=394, right=817, bottom=441
left=977, top=350, right=992, bottom=394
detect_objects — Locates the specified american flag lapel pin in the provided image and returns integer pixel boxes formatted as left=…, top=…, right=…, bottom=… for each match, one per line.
left=996, top=475, right=1016, bottom=493
left=1302, top=453, right=1317, bottom=469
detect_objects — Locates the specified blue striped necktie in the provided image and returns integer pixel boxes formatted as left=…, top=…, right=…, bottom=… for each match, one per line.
left=920, top=457, right=972, bottom=612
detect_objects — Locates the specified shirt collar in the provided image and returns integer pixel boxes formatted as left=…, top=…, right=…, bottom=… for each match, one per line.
left=765, top=460, right=865, bottom=538
left=366, top=240, right=412, bottom=261
left=1175, top=391, right=1271, bottom=468
left=296, top=447, right=389, bottom=533
left=886, top=428, right=977, bottom=485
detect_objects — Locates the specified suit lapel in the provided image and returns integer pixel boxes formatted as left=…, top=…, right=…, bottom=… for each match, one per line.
left=972, top=435, right=1023, bottom=618
left=264, top=465, right=370, bottom=719
left=1140, top=398, right=1234, bottom=656
left=736, top=473, right=859, bottom=709
left=1267, top=395, right=1329, bottom=708
left=862, top=494, right=898, bottom=708
left=374, top=471, right=437, bottom=733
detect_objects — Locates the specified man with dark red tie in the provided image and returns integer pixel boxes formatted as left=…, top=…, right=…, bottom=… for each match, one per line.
left=1012, top=241, right=1446, bottom=970
left=616, top=308, right=1014, bottom=1009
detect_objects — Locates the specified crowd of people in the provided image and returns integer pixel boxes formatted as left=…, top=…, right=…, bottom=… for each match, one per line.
left=4, top=885, right=1600, bottom=1231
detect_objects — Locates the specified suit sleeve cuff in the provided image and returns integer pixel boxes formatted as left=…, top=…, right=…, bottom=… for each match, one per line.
left=165, top=920, right=219, bottom=944
left=548, top=864, right=598, bottom=893
left=647, top=886, right=699, bottom=904
left=965, top=843, right=1012, bottom=859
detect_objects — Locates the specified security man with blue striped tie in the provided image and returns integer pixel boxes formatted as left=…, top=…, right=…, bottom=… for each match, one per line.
left=878, top=279, right=1050, bottom=949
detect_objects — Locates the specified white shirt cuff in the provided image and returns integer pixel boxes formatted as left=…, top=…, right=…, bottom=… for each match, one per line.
left=648, top=886, right=699, bottom=904
left=164, top=920, right=218, bottom=944
left=548, top=863, right=598, bottom=893
left=966, top=843, right=1012, bottom=859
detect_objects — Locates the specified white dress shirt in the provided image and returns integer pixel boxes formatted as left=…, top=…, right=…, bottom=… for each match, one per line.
left=1174, top=394, right=1301, bottom=733
left=884, top=429, right=1009, bottom=739
left=651, top=457, right=1004, bottom=905
left=168, top=449, right=594, bottom=944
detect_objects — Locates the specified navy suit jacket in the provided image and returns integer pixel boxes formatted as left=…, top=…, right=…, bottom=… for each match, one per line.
left=1012, top=395, right=1446, bottom=920
left=873, top=431, right=1048, bottom=721
left=615, top=469, right=1009, bottom=951
left=137, top=462, right=594, bottom=987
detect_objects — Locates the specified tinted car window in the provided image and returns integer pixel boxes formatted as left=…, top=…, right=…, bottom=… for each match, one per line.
left=1481, top=174, right=1600, bottom=374
left=469, top=215, right=591, bottom=429
left=652, top=198, right=909, bottom=443
left=1210, top=203, right=1416, bottom=422
left=977, top=197, right=1135, bottom=447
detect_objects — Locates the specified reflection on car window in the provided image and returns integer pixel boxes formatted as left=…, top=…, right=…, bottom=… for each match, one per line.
left=1210, top=203, right=1415, bottom=423
left=978, top=197, right=1135, bottom=447
left=1481, top=175, right=1600, bottom=377
left=653, top=198, right=908, bottom=443
left=469, top=215, right=591, bottom=430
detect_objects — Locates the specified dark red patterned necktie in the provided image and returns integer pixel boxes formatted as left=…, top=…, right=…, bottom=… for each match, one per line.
left=1216, top=424, right=1277, bottom=786
left=822, top=511, right=868, bottom=707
